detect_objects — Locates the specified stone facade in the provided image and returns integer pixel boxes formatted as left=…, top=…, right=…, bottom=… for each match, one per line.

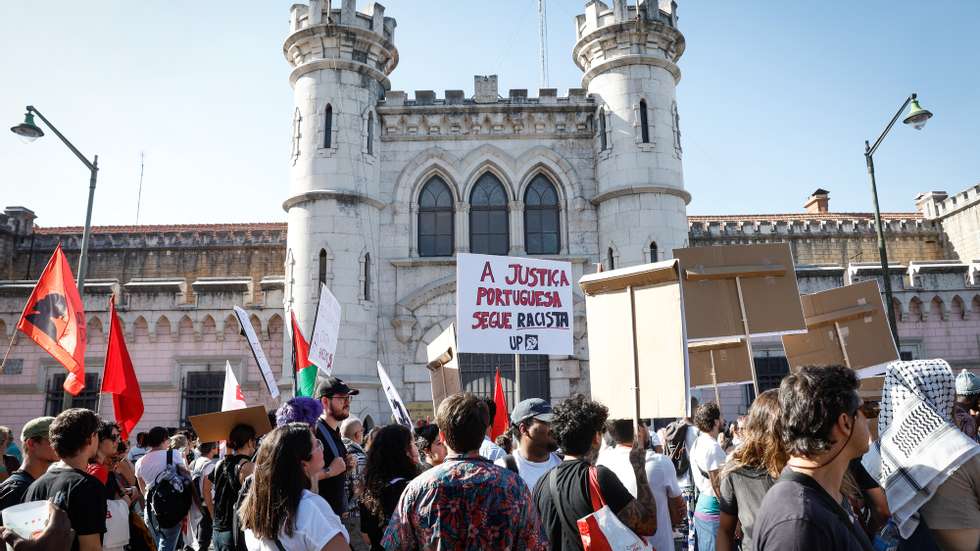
left=917, top=186, right=980, bottom=263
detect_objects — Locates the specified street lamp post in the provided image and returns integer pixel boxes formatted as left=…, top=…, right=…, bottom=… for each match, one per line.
left=10, top=106, right=99, bottom=295
left=864, top=93, right=933, bottom=351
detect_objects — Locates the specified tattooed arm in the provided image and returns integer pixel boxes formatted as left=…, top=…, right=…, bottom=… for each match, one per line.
left=614, top=425, right=658, bottom=536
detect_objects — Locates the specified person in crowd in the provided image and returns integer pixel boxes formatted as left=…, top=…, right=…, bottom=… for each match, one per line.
left=4, top=425, right=23, bottom=464
left=495, top=434, right=513, bottom=455
left=754, top=365, right=873, bottom=550
left=689, top=401, right=727, bottom=551
left=135, top=425, right=190, bottom=551
left=532, top=395, right=657, bottom=551
left=363, top=427, right=381, bottom=452
left=359, top=424, right=418, bottom=550
left=876, top=359, right=980, bottom=551
left=276, top=396, right=324, bottom=428
left=663, top=397, right=700, bottom=551
left=128, top=432, right=149, bottom=464
left=953, top=369, right=980, bottom=440
left=23, top=408, right=107, bottom=551
left=413, top=423, right=446, bottom=469
left=495, top=398, right=561, bottom=490
left=0, top=501, right=73, bottom=551
left=169, top=433, right=193, bottom=466
left=87, top=421, right=121, bottom=485
left=597, top=418, right=685, bottom=551
left=716, top=389, right=786, bottom=551
left=341, top=416, right=368, bottom=551
left=188, top=441, right=220, bottom=551
left=315, top=376, right=359, bottom=518
left=479, top=397, right=507, bottom=461
left=0, top=416, right=56, bottom=513
left=643, top=420, right=664, bottom=454
left=210, top=423, right=257, bottom=551
left=239, top=423, right=350, bottom=551
left=0, top=426, right=20, bottom=483
left=383, top=392, right=547, bottom=550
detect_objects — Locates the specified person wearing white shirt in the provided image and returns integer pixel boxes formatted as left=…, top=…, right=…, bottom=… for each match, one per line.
left=494, top=398, right=561, bottom=491
left=598, top=419, right=686, bottom=551
left=690, top=402, right=727, bottom=551
left=479, top=397, right=507, bottom=462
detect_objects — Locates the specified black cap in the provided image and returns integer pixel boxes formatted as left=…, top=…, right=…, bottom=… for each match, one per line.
left=315, top=375, right=360, bottom=398
left=511, top=398, right=554, bottom=425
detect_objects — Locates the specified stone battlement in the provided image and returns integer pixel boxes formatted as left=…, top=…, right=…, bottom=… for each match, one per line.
left=289, top=1, right=395, bottom=42
left=688, top=214, right=937, bottom=239
left=576, top=0, right=678, bottom=40
left=917, top=185, right=980, bottom=220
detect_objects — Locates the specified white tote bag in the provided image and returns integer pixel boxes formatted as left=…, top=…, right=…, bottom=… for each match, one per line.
left=102, top=499, right=131, bottom=551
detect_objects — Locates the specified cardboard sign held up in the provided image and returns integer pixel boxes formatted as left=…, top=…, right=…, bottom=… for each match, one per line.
left=580, top=260, right=689, bottom=421
left=782, top=280, right=898, bottom=372
left=189, top=405, right=273, bottom=444
left=674, top=243, right=806, bottom=341
left=425, top=323, right=461, bottom=411
left=688, top=337, right=752, bottom=388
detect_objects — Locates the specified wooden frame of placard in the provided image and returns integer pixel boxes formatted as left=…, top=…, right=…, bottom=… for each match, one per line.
left=688, top=337, right=751, bottom=406
left=425, top=323, right=461, bottom=412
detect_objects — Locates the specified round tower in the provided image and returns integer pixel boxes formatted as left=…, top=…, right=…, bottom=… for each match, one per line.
left=282, top=0, right=397, bottom=420
left=574, top=0, right=689, bottom=267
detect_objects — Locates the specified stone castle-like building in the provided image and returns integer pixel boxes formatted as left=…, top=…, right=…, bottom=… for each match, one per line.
left=1, top=1, right=978, bottom=433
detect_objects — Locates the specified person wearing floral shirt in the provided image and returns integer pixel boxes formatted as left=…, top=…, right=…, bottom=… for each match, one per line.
left=382, top=393, right=547, bottom=551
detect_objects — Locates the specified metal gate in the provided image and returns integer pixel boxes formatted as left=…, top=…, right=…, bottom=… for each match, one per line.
left=180, top=371, right=225, bottom=427
left=457, top=353, right=550, bottom=406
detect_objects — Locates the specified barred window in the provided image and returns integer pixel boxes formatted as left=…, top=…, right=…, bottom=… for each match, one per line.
left=180, top=371, right=226, bottom=427
left=470, top=173, right=509, bottom=255
left=418, top=176, right=455, bottom=257
left=45, top=372, right=99, bottom=416
left=524, top=175, right=560, bottom=255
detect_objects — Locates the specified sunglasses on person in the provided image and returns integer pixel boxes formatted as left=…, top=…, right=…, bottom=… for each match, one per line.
left=331, top=395, right=352, bottom=403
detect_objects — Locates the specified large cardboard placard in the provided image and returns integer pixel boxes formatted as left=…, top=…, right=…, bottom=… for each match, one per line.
left=688, top=337, right=753, bottom=388
left=580, top=261, right=689, bottom=420
left=456, top=253, right=573, bottom=355
left=425, top=323, right=461, bottom=411
left=189, top=405, right=273, bottom=443
left=309, top=284, right=342, bottom=375
left=782, top=280, right=898, bottom=372
left=673, top=243, right=806, bottom=341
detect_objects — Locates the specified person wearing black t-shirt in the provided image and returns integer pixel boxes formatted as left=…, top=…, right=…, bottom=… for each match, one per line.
left=358, top=424, right=418, bottom=550
left=314, top=376, right=360, bottom=518
left=532, top=395, right=658, bottom=551
left=209, top=423, right=256, bottom=551
left=23, top=408, right=107, bottom=551
left=754, top=366, right=874, bottom=551
left=0, top=416, right=57, bottom=514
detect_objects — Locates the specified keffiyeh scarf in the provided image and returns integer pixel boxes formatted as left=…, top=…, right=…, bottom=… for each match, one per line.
left=876, top=359, right=980, bottom=537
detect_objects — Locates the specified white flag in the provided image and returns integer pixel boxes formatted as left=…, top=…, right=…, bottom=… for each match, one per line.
left=221, top=361, right=247, bottom=412
left=377, top=361, right=412, bottom=428
left=233, top=306, right=280, bottom=399
left=309, top=284, right=342, bottom=376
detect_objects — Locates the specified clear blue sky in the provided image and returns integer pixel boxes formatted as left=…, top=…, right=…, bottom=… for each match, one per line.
left=1, top=1, right=977, bottom=227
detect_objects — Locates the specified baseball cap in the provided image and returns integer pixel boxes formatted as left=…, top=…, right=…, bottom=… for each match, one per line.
left=21, top=416, right=55, bottom=443
left=316, top=375, right=360, bottom=398
left=511, top=398, right=555, bottom=425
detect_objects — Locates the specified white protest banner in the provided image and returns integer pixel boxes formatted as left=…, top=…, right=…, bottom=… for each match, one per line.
left=377, top=361, right=412, bottom=428
left=233, top=306, right=280, bottom=399
left=308, top=284, right=342, bottom=376
left=456, top=253, right=573, bottom=355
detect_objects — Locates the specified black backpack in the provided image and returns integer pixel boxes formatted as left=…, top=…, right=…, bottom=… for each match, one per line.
left=147, top=450, right=193, bottom=528
left=663, top=420, right=691, bottom=477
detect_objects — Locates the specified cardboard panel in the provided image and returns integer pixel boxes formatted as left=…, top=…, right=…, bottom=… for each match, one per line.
left=189, top=405, right=273, bottom=444
left=688, top=338, right=753, bottom=387
left=581, top=261, right=688, bottom=419
left=673, top=244, right=806, bottom=340
left=425, top=324, right=461, bottom=411
left=782, top=280, right=898, bottom=371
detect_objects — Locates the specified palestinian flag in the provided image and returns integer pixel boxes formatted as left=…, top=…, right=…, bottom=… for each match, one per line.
left=291, top=311, right=317, bottom=397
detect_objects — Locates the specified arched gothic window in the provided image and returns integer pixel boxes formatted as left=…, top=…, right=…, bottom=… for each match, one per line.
left=649, top=241, right=658, bottom=262
left=470, top=173, right=509, bottom=255
left=324, top=104, right=333, bottom=148
left=639, top=99, right=650, bottom=143
left=418, top=176, right=454, bottom=257
left=524, top=175, right=560, bottom=255
left=607, top=247, right=615, bottom=270
left=318, top=249, right=328, bottom=285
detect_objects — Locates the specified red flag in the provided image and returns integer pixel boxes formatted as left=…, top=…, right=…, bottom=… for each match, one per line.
left=16, top=244, right=86, bottom=395
left=491, top=369, right=509, bottom=440
left=101, top=295, right=143, bottom=440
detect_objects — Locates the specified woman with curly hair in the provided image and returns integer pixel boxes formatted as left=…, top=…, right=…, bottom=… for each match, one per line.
left=413, top=423, right=447, bottom=470
left=717, top=389, right=787, bottom=551
left=358, top=424, right=419, bottom=550
left=239, top=423, right=350, bottom=550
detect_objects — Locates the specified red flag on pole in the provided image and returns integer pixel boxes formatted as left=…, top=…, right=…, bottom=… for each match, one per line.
left=102, top=295, right=143, bottom=440
left=491, top=369, right=509, bottom=440
left=16, top=244, right=87, bottom=395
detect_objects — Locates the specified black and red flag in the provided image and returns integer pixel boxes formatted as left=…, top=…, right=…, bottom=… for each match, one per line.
left=16, top=244, right=87, bottom=395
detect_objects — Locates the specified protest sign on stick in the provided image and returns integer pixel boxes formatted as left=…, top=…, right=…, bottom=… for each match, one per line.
left=457, top=253, right=573, bottom=402
left=688, top=337, right=752, bottom=405
left=378, top=361, right=413, bottom=428
left=308, top=284, right=342, bottom=376
left=674, top=243, right=806, bottom=395
left=781, top=280, right=898, bottom=377
left=580, top=260, right=689, bottom=423
left=425, top=323, right=461, bottom=411
left=233, top=306, right=280, bottom=400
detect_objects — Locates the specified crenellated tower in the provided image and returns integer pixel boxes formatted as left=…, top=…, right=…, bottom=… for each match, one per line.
left=574, top=0, right=689, bottom=267
left=283, top=0, right=398, bottom=415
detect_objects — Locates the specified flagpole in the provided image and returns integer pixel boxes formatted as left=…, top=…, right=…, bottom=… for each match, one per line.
left=0, top=335, right=16, bottom=373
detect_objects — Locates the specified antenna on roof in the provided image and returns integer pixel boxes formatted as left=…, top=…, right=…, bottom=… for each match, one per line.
left=538, top=0, right=549, bottom=88
left=135, top=151, right=145, bottom=225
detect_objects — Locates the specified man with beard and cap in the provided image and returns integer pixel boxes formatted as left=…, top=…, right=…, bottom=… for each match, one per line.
left=314, top=376, right=360, bottom=518
left=953, top=369, right=980, bottom=440
left=495, top=398, right=561, bottom=490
